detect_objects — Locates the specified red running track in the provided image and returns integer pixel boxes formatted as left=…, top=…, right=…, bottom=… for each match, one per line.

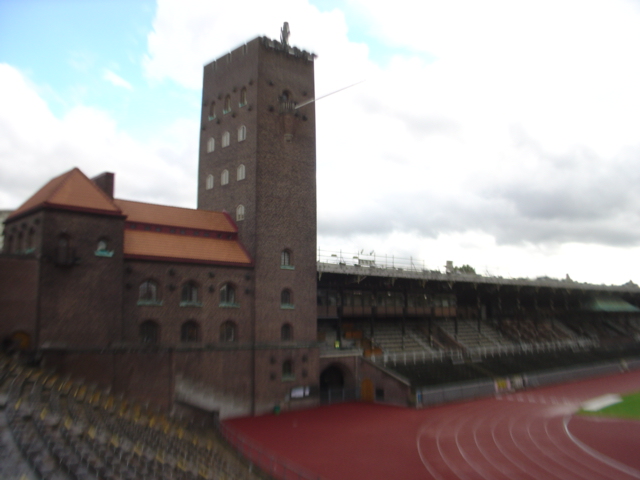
left=226, top=369, right=640, bottom=480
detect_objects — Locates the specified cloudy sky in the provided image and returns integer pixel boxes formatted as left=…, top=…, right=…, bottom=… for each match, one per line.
left=2, top=0, right=640, bottom=285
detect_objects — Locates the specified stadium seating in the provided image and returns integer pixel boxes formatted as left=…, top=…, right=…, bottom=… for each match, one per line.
left=0, top=355, right=266, bottom=480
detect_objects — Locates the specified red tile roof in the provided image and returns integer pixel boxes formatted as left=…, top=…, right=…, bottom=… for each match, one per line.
left=123, top=230, right=252, bottom=266
left=9, top=167, right=251, bottom=266
left=114, top=199, right=236, bottom=233
left=8, top=168, right=121, bottom=220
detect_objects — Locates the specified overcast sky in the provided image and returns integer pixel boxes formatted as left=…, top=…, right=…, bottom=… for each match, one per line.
left=2, top=0, right=640, bottom=285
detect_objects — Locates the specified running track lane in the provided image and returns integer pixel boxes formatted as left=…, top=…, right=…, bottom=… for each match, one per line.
left=226, top=369, right=640, bottom=480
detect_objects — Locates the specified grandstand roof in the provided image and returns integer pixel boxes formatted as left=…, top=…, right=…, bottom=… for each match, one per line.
left=584, top=297, right=640, bottom=312
left=317, top=262, right=640, bottom=294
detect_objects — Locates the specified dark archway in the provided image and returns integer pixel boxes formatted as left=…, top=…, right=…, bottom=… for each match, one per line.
left=320, top=364, right=353, bottom=403
left=320, top=365, right=344, bottom=390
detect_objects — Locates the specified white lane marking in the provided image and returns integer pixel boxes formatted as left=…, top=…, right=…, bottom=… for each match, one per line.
left=435, top=413, right=473, bottom=480
left=416, top=423, right=446, bottom=480
left=453, top=412, right=493, bottom=480
left=508, top=409, right=572, bottom=480
left=543, top=415, right=623, bottom=480
left=524, top=412, right=597, bottom=480
left=489, top=405, right=539, bottom=479
left=472, top=403, right=530, bottom=479
left=563, top=415, right=640, bottom=479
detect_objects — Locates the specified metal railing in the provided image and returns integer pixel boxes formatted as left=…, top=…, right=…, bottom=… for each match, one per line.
left=370, top=338, right=598, bottom=366
left=218, top=421, right=326, bottom=480
left=316, top=248, right=640, bottom=292
left=317, top=248, right=444, bottom=274
left=320, top=387, right=360, bottom=404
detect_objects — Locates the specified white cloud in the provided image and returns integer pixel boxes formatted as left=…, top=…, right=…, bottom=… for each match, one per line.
left=0, top=63, right=196, bottom=210
left=103, top=69, right=133, bottom=90
left=4, top=0, right=640, bottom=285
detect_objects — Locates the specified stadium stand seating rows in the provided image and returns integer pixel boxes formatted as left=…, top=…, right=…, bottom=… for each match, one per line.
left=0, top=356, right=266, bottom=480
left=387, top=343, right=640, bottom=387
left=338, top=316, right=640, bottom=356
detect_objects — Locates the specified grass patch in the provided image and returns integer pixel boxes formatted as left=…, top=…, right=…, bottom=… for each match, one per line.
left=580, top=391, right=640, bottom=420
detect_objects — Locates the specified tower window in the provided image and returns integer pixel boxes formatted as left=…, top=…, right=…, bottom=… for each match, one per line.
left=239, top=87, right=247, bottom=106
left=220, top=320, right=236, bottom=342
left=219, top=283, right=237, bottom=306
left=281, top=323, right=293, bottom=341
left=236, top=204, right=245, bottom=221
left=223, top=95, right=231, bottom=114
left=238, top=125, right=246, bottom=142
left=281, top=289, right=293, bottom=308
left=282, top=360, right=294, bottom=380
left=222, top=132, right=230, bottom=147
left=281, top=249, right=293, bottom=268
left=140, top=321, right=159, bottom=344
left=237, top=164, right=246, bottom=181
left=180, top=282, right=200, bottom=306
left=139, top=280, right=159, bottom=304
left=208, top=101, right=216, bottom=120
left=221, top=169, right=229, bottom=185
left=206, top=174, right=214, bottom=190
left=207, top=137, right=215, bottom=153
left=181, top=320, right=200, bottom=342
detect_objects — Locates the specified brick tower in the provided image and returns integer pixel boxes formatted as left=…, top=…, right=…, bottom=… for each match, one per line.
left=197, top=26, right=318, bottom=413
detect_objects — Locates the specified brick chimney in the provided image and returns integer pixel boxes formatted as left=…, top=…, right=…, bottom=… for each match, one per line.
left=91, top=172, right=115, bottom=199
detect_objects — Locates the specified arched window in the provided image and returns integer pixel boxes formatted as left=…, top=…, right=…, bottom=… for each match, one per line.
left=56, top=234, right=73, bottom=266
left=281, top=249, right=292, bottom=267
left=140, top=321, right=159, bottom=344
left=26, top=228, right=35, bottom=251
left=237, top=164, right=245, bottom=181
left=281, top=323, right=293, bottom=341
left=220, top=320, right=236, bottom=342
left=219, top=283, right=236, bottom=306
left=206, top=174, right=214, bottom=190
left=95, top=237, right=113, bottom=257
left=236, top=204, right=245, bottom=221
left=181, top=320, right=200, bottom=342
left=181, top=282, right=199, bottom=305
left=207, top=137, right=215, bottom=153
left=208, top=101, right=216, bottom=120
left=281, top=289, right=293, bottom=308
left=221, top=169, right=229, bottom=185
left=237, top=125, right=246, bottom=142
left=139, top=280, right=159, bottom=303
left=223, top=95, right=231, bottom=114
left=239, top=87, right=247, bottom=107
left=222, top=131, right=230, bottom=148
left=282, top=360, right=294, bottom=380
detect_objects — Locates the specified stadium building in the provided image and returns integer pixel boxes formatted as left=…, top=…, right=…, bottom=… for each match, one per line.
left=3, top=27, right=640, bottom=420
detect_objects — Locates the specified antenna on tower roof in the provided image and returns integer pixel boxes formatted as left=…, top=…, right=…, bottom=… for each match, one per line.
left=294, top=80, right=365, bottom=110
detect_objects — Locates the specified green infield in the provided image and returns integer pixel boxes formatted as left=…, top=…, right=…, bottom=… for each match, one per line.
left=580, top=391, right=640, bottom=420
